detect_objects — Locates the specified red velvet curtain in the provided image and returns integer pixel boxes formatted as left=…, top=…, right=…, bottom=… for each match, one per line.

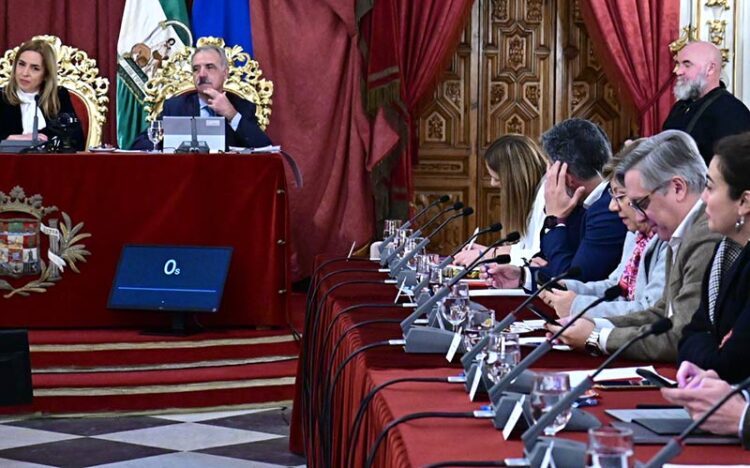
left=250, top=0, right=399, bottom=279
left=361, top=0, right=474, bottom=203
left=0, top=0, right=126, bottom=145
left=579, top=0, right=680, bottom=137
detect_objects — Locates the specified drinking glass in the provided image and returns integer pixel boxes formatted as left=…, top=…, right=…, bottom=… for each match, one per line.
left=529, top=372, right=572, bottom=436
left=587, top=426, right=633, bottom=468
left=383, top=219, right=402, bottom=240
left=463, top=309, right=495, bottom=351
left=484, top=331, right=520, bottom=382
left=441, top=291, right=469, bottom=330
left=147, top=120, right=163, bottom=152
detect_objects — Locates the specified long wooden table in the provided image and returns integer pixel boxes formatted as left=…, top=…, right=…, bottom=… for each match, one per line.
left=291, top=256, right=749, bottom=466
left=0, top=152, right=290, bottom=327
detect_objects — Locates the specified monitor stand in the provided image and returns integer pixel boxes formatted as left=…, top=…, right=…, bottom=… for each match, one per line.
left=141, top=311, right=203, bottom=336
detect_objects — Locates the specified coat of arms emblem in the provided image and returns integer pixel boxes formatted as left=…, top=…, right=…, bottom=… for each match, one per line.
left=0, top=186, right=91, bottom=298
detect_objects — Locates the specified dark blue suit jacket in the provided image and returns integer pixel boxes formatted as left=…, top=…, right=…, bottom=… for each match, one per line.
left=532, top=188, right=627, bottom=289
left=131, top=91, right=271, bottom=150
left=679, top=242, right=750, bottom=384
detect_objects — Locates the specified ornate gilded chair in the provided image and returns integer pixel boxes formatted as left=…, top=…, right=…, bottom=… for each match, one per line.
left=0, top=35, right=109, bottom=148
left=143, top=37, right=272, bottom=129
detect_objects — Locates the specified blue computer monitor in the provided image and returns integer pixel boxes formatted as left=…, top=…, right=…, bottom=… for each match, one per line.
left=108, top=245, right=233, bottom=320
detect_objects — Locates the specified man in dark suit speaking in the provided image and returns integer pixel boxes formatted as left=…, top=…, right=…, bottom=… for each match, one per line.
left=131, top=44, right=272, bottom=151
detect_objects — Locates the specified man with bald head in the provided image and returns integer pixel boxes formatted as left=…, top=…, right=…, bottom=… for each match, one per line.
left=662, top=41, right=750, bottom=163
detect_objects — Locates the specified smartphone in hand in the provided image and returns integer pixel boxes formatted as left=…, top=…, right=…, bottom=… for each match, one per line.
left=636, top=368, right=677, bottom=388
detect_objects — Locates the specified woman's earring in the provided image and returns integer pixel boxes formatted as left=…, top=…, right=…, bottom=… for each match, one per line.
left=735, top=215, right=745, bottom=232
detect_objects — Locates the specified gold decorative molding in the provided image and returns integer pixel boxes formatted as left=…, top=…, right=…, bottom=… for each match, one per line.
left=669, top=25, right=699, bottom=54
left=705, top=0, right=730, bottom=10
left=143, top=37, right=272, bottom=129
left=0, top=35, right=109, bottom=147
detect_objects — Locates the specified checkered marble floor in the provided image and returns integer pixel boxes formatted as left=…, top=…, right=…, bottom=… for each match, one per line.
left=0, top=407, right=306, bottom=467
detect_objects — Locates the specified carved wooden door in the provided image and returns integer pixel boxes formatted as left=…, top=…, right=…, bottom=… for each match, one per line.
left=415, top=0, right=635, bottom=253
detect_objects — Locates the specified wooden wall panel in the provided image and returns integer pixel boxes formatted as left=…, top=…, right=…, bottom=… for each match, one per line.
left=414, top=0, right=636, bottom=254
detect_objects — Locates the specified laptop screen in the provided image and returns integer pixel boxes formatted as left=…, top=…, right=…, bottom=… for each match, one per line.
left=162, top=116, right=226, bottom=152
left=108, top=245, right=233, bottom=313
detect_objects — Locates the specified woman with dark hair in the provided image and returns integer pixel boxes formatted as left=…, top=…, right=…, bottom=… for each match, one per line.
left=454, top=134, right=547, bottom=266
left=0, top=39, right=83, bottom=150
left=678, top=131, right=750, bottom=383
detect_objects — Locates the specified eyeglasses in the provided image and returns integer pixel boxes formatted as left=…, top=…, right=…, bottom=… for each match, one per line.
left=607, top=186, right=628, bottom=206
left=629, top=180, right=670, bottom=217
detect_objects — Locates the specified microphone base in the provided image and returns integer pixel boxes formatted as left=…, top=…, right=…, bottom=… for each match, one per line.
left=489, top=370, right=540, bottom=403
left=526, top=437, right=587, bottom=468
left=176, top=141, right=210, bottom=153
left=404, top=326, right=464, bottom=354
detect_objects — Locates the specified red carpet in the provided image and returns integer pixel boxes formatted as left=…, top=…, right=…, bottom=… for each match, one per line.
left=1, top=293, right=308, bottom=416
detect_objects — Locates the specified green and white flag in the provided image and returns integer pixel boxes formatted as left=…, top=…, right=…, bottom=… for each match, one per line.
left=116, top=0, right=191, bottom=149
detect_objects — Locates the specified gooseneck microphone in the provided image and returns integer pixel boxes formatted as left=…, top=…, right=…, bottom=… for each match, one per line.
left=438, top=230, right=520, bottom=270
left=381, top=194, right=451, bottom=247
left=400, top=234, right=527, bottom=333
left=391, top=207, right=474, bottom=275
left=486, top=283, right=620, bottom=399
left=460, top=267, right=582, bottom=369
left=31, top=95, right=41, bottom=146
left=453, top=223, right=503, bottom=254
left=521, top=318, right=674, bottom=449
left=381, top=201, right=464, bottom=266
left=641, top=373, right=750, bottom=468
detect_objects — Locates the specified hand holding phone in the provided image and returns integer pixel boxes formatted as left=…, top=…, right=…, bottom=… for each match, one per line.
left=636, top=368, right=677, bottom=388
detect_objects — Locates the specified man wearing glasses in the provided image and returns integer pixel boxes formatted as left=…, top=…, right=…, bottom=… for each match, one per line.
left=546, top=130, right=721, bottom=361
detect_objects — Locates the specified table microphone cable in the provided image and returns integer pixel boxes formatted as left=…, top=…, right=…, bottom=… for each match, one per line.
left=345, top=375, right=464, bottom=468
left=364, top=410, right=495, bottom=468
left=315, top=316, right=405, bottom=426
left=301, top=278, right=394, bottom=454
left=319, top=339, right=406, bottom=467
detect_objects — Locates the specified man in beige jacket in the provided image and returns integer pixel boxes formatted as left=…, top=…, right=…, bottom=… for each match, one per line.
left=547, top=130, right=721, bottom=361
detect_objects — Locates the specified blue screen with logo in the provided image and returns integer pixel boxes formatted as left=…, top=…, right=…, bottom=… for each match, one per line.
left=108, top=245, right=233, bottom=313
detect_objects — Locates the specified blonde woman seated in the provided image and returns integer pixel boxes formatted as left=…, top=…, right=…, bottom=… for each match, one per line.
left=0, top=39, right=83, bottom=149
left=454, top=134, right=546, bottom=267
left=539, top=140, right=667, bottom=319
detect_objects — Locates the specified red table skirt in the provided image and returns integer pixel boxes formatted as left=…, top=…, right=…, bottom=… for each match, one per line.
left=292, top=256, right=749, bottom=466
left=0, top=153, right=290, bottom=327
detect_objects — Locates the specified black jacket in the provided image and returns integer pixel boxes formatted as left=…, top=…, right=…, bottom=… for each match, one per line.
left=679, top=241, right=750, bottom=384
left=0, top=86, right=84, bottom=150
left=662, top=84, right=750, bottom=164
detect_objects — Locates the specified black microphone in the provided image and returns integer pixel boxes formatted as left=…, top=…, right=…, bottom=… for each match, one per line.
left=438, top=231, right=520, bottom=270
left=486, top=284, right=620, bottom=399
left=460, top=267, right=582, bottom=369
left=417, top=201, right=464, bottom=238
left=31, top=95, right=41, bottom=146
left=380, top=194, right=450, bottom=249
left=390, top=207, right=474, bottom=275
left=451, top=223, right=503, bottom=256
left=381, top=202, right=464, bottom=266
left=641, top=373, right=750, bottom=468
left=399, top=234, right=526, bottom=332
left=521, top=318, right=673, bottom=449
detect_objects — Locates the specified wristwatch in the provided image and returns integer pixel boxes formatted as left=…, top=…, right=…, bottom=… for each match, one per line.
left=544, top=215, right=565, bottom=230
left=585, top=330, right=602, bottom=357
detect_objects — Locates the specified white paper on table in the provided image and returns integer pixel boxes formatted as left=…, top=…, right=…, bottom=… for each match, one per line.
left=509, top=319, right=546, bottom=334
left=564, top=365, right=659, bottom=388
left=518, top=336, right=571, bottom=352
left=469, top=288, right=528, bottom=297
